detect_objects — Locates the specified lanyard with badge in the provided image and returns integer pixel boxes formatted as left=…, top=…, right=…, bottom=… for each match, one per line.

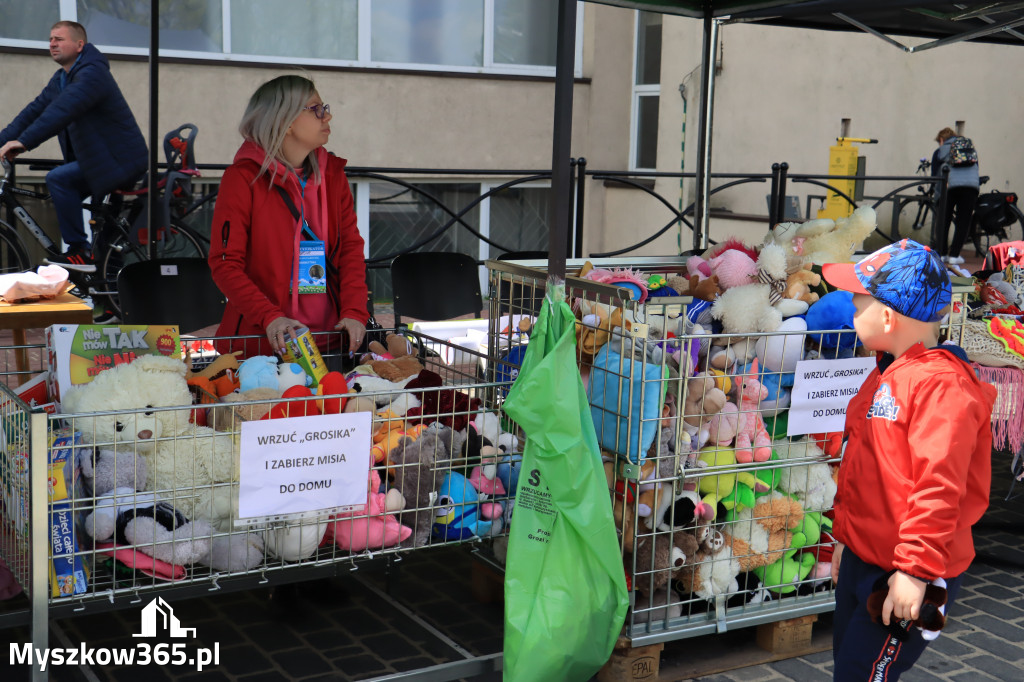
left=274, top=181, right=326, bottom=294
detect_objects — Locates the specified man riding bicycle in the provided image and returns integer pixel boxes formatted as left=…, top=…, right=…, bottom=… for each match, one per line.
left=0, top=20, right=147, bottom=273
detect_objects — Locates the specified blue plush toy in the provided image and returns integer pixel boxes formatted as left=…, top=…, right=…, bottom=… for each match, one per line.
left=805, top=290, right=862, bottom=359
left=432, top=471, right=495, bottom=541
left=237, top=355, right=312, bottom=393
left=237, top=356, right=280, bottom=392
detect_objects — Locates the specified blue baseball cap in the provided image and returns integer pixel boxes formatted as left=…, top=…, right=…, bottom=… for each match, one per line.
left=822, top=239, right=951, bottom=322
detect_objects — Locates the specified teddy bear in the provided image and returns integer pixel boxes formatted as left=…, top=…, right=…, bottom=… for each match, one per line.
left=363, top=334, right=424, bottom=382
left=390, top=424, right=456, bottom=547
left=81, top=447, right=148, bottom=495
left=575, top=300, right=630, bottom=362
left=631, top=528, right=701, bottom=595
left=665, top=274, right=722, bottom=302
left=721, top=492, right=804, bottom=572
left=84, top=486, right=214, bottom=566
left=772, top=438, right=837, bottom=512
left=79, top=438, right=263, bottom=572
left=681, top=375, right=727, bottom=449
left=867, top=573, right=949, bottom=640
left=185, top=350, right=242, bottom=406
left=765, top=206, right=877, bottom=268
left=784, top=264, right=821, bottom=305
left=60, top=355, right=239, bottom=531
left=706, top=402, right=739, bottom=447
left=675, top=543, right=741, bottom=600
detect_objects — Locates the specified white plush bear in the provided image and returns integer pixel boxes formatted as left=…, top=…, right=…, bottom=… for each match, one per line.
left=61, top=355, right=239, bottom=531
left=771, top=438, right=838, bottom=512
left=765, top=206, right=877, bottom=268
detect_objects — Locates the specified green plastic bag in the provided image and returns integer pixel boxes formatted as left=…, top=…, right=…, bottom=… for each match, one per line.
left=502, top=281, right=628, bottom=682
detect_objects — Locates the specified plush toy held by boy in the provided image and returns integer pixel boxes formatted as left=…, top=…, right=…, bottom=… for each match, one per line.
left=822, top=239, right=996, bottom=681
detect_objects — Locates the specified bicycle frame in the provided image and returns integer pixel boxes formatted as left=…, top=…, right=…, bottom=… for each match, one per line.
left=0, top=168, right=57, bottom=252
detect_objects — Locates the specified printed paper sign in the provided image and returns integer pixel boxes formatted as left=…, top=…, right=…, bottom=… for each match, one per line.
left=787, top=357, right=876, bottom=437
left=238, top=411, right=371, bottom=521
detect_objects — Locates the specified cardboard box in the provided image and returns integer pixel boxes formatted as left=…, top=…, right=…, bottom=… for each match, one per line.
left=49, top=500, right=89, bottom=598
left=46, top=324, right=181, bottom=404
left=1, top=432, right=83, bottom=537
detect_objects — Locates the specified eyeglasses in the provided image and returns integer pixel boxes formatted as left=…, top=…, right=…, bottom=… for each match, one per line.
left=302, top=103, right=330, bottom=119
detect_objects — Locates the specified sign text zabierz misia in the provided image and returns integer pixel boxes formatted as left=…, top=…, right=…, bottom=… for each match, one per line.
left=238, top=412, right=371, bottom=520
left=787, top=356, right=876, bottom=437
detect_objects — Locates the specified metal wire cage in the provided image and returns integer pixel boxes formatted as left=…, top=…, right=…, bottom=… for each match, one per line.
left=0, top=328, right=519, bottom=655
left=486, top=257, right=972, bottom=646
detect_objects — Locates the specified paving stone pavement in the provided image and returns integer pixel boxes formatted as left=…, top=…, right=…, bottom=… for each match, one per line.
left=679, top=448, right=1024, bottom=682
left=2, top=451, right=1022, bottom=682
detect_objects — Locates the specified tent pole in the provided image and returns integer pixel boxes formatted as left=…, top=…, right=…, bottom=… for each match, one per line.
left=693, top=13, right=719, bottom=252
left=547, top=0, right=577, bottom=280
left=148, top=0, right=160, bottom=260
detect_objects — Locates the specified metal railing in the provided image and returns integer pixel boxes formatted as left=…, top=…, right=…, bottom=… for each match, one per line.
left=7, top=157, right=950, bottom=268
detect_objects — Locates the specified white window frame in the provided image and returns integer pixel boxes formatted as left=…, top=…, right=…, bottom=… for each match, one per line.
left=629, top=10, right=661, bottom=172
left=4, top=0, right=584, bottom=78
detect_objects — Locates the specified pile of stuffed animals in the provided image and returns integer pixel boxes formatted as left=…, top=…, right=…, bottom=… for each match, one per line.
left=570, top=208, right=883, bottom=620
left=48, top=331, right=523, bottom=583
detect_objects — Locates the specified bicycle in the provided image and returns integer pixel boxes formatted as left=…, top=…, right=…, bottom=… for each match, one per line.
left=969, top=176, right=1024, bottom=259
left=0, top=124, right=211, bottom=317
left=905, top=158, right=938, bottom=232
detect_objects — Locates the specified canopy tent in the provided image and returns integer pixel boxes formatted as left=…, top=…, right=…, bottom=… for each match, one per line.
left=540, top=1, right=1024, bottom=277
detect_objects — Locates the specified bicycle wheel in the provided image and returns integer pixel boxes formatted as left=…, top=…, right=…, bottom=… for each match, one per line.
left=0, top=220, right=30, bottom=275
left=972, top=209, right=1024, bottom=260
left=96, top=221, right=207, bottom=318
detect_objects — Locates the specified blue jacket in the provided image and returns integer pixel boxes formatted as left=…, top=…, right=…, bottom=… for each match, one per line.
left=0, top=43, right=147, bottom=197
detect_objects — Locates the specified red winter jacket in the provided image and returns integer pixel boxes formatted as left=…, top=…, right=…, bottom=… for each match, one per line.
left=208, top=142, right=368, bottom=353
left=832, top=344, right=996, bottom=581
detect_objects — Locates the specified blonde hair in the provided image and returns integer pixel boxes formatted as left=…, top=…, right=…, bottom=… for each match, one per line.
left=239, top=75, right=321, bottom=184
left=935, top=127, right=956, bottom=143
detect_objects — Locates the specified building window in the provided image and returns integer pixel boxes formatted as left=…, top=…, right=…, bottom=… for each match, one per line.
left=1, top=0, right=582, bottom=77
left=371, top=0, right=483, bottom=67
left=230, top=0, right=358, bottom=61
left=631, top=11, right=661, bottom=171
left=0, top=0, right=59, bottom=42
left=494, top=0, right=558, bottom=67
left=77, top=0, right=223, bottom=52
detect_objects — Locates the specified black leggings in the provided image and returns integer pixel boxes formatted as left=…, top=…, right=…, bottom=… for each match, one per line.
left=937, top=186, right=979, bottom=258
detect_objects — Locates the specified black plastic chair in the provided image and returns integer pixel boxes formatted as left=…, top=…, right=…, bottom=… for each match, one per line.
left=117, top=257, right=226, bottom=332
left=495, top=250, right=547, bottom=318
left=391, top=252, right=483, bottom=327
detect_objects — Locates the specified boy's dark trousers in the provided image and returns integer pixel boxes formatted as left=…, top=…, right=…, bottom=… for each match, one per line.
left=832, top=549, right=963, bottom=681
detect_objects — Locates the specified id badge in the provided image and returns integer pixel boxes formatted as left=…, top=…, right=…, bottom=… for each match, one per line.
left=298, top=240, right=327, bottom=294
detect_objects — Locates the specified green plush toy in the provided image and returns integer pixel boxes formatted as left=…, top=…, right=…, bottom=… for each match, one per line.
left=695, top=446, right=769, bottom=519
left=754, top=551, right=816, bottom=595
left=788, top=510, right=822, bottom=552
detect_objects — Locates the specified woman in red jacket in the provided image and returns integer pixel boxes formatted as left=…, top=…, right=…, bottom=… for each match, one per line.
left=209, top=75, right=368, bottom=357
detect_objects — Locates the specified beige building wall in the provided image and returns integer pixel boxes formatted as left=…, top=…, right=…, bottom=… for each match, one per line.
left=4, top=4, right=1024, bottom=261
left=623, top=17, right=1024, bottom=257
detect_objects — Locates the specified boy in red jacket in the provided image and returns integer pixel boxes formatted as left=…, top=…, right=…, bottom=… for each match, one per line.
left=822, top=239, right=995, bottom=681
